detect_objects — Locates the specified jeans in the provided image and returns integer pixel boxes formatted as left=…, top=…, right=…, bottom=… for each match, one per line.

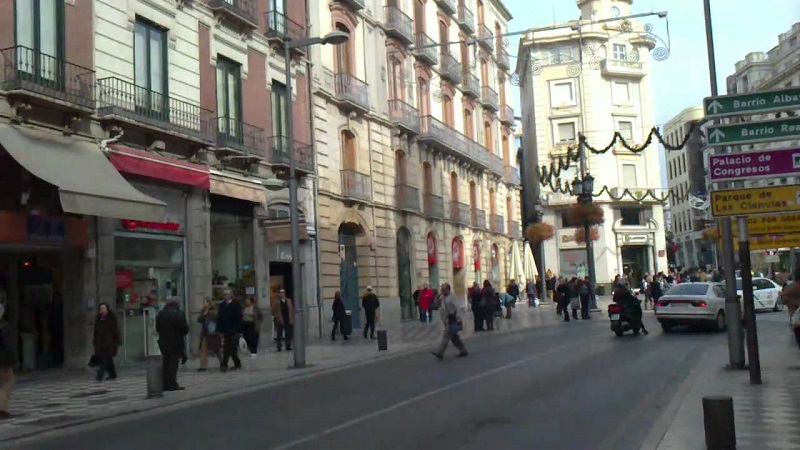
left=363, top=311, right=376, bottom=338
left=221, top=333, right=241, bottom=369
left=162, top=353, right=180, bottom=389
left=435, top=330, right=467, bottom=355
left=580, top=297, right=591, bottom=319
left=485, top=311, right=495, bottom=330
left=242, top=321, right=259, bottom=354
left=472, top=310, right=484, bottom=331
left=95, top=357, right=117, bottom=380
left=276, top=322, right=294, bottom=350
left=419, top=309, right=431, bottom=323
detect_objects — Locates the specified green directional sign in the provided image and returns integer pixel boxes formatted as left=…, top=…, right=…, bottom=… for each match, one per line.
left=706, top=116, right=800, bottom=146
left=704, top=87, right=800, bottom=118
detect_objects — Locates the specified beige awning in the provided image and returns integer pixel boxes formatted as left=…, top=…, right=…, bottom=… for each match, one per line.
left=209, top=171, right=267, bottom=203
left=0, top=123, right=165, bottom=221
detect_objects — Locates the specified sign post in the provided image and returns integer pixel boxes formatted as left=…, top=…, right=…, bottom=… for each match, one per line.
left=736, top=218, right=762, bottom=385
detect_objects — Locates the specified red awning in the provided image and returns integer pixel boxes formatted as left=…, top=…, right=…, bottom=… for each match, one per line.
left=107, top=144, right=210, bottom=189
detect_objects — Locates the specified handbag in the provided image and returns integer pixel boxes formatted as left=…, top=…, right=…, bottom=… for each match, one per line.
left=88, top=354, right=99, bottom=368
left=206, top=320, right=217, bottom=334
left=238, top=335, right=248, bottom=351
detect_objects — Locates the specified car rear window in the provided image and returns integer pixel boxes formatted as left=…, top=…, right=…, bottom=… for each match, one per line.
left=666, top=284, right=709, bottom=296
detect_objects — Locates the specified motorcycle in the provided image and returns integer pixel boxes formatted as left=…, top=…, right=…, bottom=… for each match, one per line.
left=608, top=299, right=643, bottom=337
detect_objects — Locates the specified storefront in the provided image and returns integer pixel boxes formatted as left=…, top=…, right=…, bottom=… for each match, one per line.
left=210, top=194, right=256, bottom=301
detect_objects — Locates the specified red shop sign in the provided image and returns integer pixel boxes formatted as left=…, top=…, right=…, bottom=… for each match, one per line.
left=115, top=270, right=133, bottom=289
left=473, top=242, right=481, bottom=270
left=452, top=238, right=464, bottom=270
left=426, top=233, right=437, bottom=265
left=121, top=220, right=181, bottom=232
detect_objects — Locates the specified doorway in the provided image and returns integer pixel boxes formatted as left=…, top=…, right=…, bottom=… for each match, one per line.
left=268, top=261, right=293, bottom=303
left=338, top=224, right=361, bottom=328
left=621, top=245, right=648, bottom=288
left=396, top=228, right=413, bottom=320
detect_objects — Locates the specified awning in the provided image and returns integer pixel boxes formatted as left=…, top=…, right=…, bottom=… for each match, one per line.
left=0, top=123, right=165, bottom=221
left=107, top=144, right=210, bottom=189
left=523, top=241, right=539, bottom=280
left=209, top=171, right=267, bottom=203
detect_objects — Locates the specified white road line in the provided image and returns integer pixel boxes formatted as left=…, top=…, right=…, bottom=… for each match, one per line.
left=271, top=343, right=572, bottom=450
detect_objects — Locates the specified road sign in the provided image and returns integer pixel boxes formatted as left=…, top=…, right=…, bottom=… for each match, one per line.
left=706, top=117, right=800, bottom=147
left=728, top=234, right=800, bottom=252
left=708, top=147, right=800, bottom=181
left=730, top=213, right=800, bottom=235
left=710, top=185, right=800, bottom=217
left=704, top=87, right=800, bottom=118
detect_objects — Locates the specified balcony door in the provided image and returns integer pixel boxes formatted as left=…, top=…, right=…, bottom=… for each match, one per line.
left=271, top=81, right=289, bottom=151
left=506, top=196, right=512, bottom=219
left=216, top=57, right=243, bottom=143
left=417, top=78, right=430, bottom=116
left=14, top=0, right=64, bottom=84
left=335, top=23, right=354, bottom=75
left=460, top=41, right=470, bottom=72
left=396, top=150, right=408, bottom=185
left=463, top=109, right=474, bottom=139
left=477, top=0, right=484, bottom=25
left=134, top=19, right=168, bottom=118
left=469, top=181, right=477, bottom=222
left=438, top=21, right=449, bottom=55
left=414, top=0, right=425, bottom=33
left=489, top=188, right=496, bottom=215
left=443, top=95, right=454, bottom=126
left=389, top=57, right=405, bottom=102
left=502, top=135, right=509, bottom=163
left=483, top=120, right=492, bottom=151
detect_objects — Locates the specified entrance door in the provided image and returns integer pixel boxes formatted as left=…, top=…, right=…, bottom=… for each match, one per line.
left=397, top=228, right=413, bottom=320
left=621, top=246, right=647, bottom=288
left=15, top=254, right=62, bottom=370
left=339, top=226, right=360, bottom=328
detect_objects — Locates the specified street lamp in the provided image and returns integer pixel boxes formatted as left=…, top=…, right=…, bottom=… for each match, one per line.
left=571, top=174, right=599, bottom=310
left=275, top=29, right=349, bottom=369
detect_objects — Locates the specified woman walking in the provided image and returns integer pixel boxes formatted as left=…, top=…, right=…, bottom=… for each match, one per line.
left=196, top=298, right=220, bottom=371
left=331, top=291, right=349, bottom=340
left=93, top=302, right=121, bottom=382
left=242, top=297, right=262, bottom=357
left=0, top=304, right=14, bottom=419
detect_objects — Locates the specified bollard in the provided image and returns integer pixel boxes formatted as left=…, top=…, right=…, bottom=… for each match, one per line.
left=146, top=356, right=164, bottom=399
left=377, top=329, right=388, bottom=351
left=703, top=396, right=736, bottom=450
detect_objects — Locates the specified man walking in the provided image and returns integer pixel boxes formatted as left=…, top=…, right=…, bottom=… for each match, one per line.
left=362, top=286, right=380, bottom=339
left=217, top=289, right=242, bottom=371
left=432, top=282, right=468, bottom=360
left=155, top=300, right=189, bottom=391
left=271, top=289, right=295, bottom=351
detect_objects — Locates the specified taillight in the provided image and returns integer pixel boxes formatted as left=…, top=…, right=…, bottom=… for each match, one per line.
left=608, top=304, right=621, bottom=314
left=691, top=300, right=708, bottom=308
left=656, top=301, right=668, bottom=307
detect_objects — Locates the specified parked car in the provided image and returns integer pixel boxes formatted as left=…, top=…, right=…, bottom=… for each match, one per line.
left=736, top=277, right=784, bottom=312
left=654, top=282, right=727, bottom=333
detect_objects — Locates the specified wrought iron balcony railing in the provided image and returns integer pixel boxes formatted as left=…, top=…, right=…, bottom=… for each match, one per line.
left=481, top=86, right=499, bottom=111
left=266, top=135, right=315, bottom=174
left=413, top=33, right=438, bottom=66
left=96, top=77, right=215, bottom=143
left=396, top=183, right=421, bottom=212
left=497, top=49, right=510, bottom=70
left=500, top=104, right=514, bottom=124
left=208, top=0, right=258, bottom=28
left=490, top=213, right=505, bottom=234
left=507, top=220, right=522, bottom=239
left=462, top=71, right=480, bottom=98
left=0, top=46, right=95, bottom=110
left=450, top=201, right=471, bottom=225
left=384, top=6, right=414, bottom=45
left=334, top=73, right=370, bottom=112
left=341, top=170, right=372, bottom=202
left=418, top=115, right=490, bottom=170
left=215, top=116, right=266, bottom=156
left=503, top=165, right=521, bottom=186
left=472, top=209, right=487, bottom=229
left=434, top=0, right=457, bottom=15
left=478, top=24, right=494, bottom=51
left=388, top=99, right=419, bottom=134
left=457, top=5, right=475, bottom=34
left=440, top=54, right=462, bottom=85
left=265, top=10, right=307, bottom=41
left=424, top=193, right=445, bottom=219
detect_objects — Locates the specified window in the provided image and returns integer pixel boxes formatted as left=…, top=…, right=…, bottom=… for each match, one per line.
left=621, top=163, right=637, bottom=186
left=463, top=109, right=474, bottom=139
left=619, top=208, right=642, bottom=226
left=341, top=130, right=356, bottom=171
left=439, top=21, right=449, bottom=55
left=489, top=188, right=496, bottom=215
left=15, top=0, right=64, bottom=81
left=450, top=172, right=459, bottom=202
left=216, top=57, right=242, bottom=140
left=270, top=0, right=285, bottom=15
left=334, top=23, right=353, bottom=74
left=417, top=78, right=430, bottom=116
left=612, top=43, right=627, bottom=60
left=549, top=47, right=574, bottom=64
left=271, top=81, right=288, bottom=139
left=443, top=95, right=454, bottom=126
left=396, top=150, right=407, bottom=184
left=550, top=80, right=576, bottom=107
left=554, top=121, right=577, bottom=143
left=617, top=120, right=633, bottom=141
left=560, top=210, right=578, bottom=227
left=134, top=20, right=168, bottom=113
left=612, top=81, right=630, bottom=104
left=389, top=57, right=404, bottom=100
left=484, top=121, right=493, bottom=150
left=460, top=41, right=470, bottom=72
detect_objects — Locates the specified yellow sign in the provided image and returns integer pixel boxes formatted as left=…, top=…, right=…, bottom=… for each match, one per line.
left=724, top=234, right=800, bottom=251
left=711, top=185, right=800, bottom=217
left=731, top=213, right=800, bottom=235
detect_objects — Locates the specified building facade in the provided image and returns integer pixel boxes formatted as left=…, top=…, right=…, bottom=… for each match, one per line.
left=0, top=0, right=321, bottom=370
left=517, top=0, right=668, bottom=289
left=307, top=0, right=522, bottom=324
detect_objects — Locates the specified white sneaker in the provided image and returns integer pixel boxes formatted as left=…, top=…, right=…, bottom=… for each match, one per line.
left=250, top=353, right=257, bottom=358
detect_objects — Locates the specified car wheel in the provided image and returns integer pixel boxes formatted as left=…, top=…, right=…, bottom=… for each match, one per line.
left=660, top=321, right=673, bottom=333
left=714, top=311, right=727, bottom=332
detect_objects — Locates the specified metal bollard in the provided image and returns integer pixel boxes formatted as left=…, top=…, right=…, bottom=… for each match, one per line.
left=146, top=356, right=163, bottom=399
left=703, top=396, right=736, bottom=450
left=377, top=330, right=388, bottom=351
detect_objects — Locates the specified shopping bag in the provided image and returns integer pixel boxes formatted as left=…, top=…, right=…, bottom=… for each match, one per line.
left=570, top=297, right=581, bottom=310
left=238, top=335, right=248, bottom=351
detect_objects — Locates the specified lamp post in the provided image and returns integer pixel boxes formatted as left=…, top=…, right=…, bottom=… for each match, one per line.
left=571, top=174, right=598, bottom=310
left=276, top=30, right=349, bottom=369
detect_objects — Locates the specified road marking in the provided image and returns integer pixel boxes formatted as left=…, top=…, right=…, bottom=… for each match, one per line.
left=272, top=343, right=571, bottom=450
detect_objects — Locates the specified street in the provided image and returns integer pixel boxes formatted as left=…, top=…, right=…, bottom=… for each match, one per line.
left=5, top=311, right=724, bottom=450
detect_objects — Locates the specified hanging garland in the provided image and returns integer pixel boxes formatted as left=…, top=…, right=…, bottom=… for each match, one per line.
left=574, top=226, right=601, bottom=244
left=525, top=222, right=555, bottom=243
left=567, top=202, right=604, bottom=226
left=580, top=122, right=698, bottom=154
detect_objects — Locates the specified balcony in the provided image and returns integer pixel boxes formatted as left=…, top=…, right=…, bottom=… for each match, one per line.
left=481, top=86, right=499, bottom=111
left=334, top=73, right=370, bottom=113
left=457, top=5, right=475, bottom=34
left=208, top=0, right=258, bottom=30
left=266, top=135, right=315, bottom=176
left=418, top=115, right=490, bottom=170
left=472, top=209, right=487, bottom=229
left=338, top=0, right=365, bottom=11
left=600, top=58, right=645, bottom=79
left=214, top=117, right=266, bottom=156
left=388, top=99, right=419, bottom=135
left=450, top=201, right=471, bottom=226
left=489, top=154, right=504, bottom=177
left=384, top=6, right=414, bottom=45
left=462, top=72, right=480, bottom=98
left=507, top=220, right=522, bottom=239
left=490, top=213, right=505, bottom=234
left=478, top=24, right=494, bottom=51
left=341, top=170, right=372, bottom=202
left=434, top=0, right=457, bottom=15
left=96, top=77, right=215, bottom=145
left=500, top=104, right=514, bottom=125
left=497, top=49, right=510, bottom=71
left=413, top=33, right=438, bottom=66
left=424, top=193, right=445, bottom=219
left=503, top=165, right=521, bottom=186
left=265, top=11, right=307, bottom=42
left=440, top=54, right=462, bottom=85
left=396, top=183, right=421, bottom=212
left=0, top=46, right=95, bottom=113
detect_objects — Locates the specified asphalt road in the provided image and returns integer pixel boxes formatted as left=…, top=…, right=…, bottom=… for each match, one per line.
left=9, top=312, right=724, bottom=450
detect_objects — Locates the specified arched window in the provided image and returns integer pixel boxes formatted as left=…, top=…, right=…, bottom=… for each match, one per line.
left=443, top=95, right=454, bottom=126
left=341, top=130, right=356, bottom=171
left=417, top=77, right=430, bottom=116
left=483, top=120, right=492, bottom=150
left=463, top=108, right=474, bottom=139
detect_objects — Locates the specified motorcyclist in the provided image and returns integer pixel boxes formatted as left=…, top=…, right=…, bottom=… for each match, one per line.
left=612, top=285, right=649, bottom=335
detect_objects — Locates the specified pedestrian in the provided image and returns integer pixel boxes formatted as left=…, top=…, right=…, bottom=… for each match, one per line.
left=271, top=288, right=295, bottom=351
left=579, top=278, right=592, bottom=319
left=469, top=281, right=484, bottom=331
left=526, top=279, right=537, bottom=308
left=481, top=280, right=496, bottom=331
left=412, top=285, right=421, bottom=318
left=196, top=298, right=220, bottom=372
left=501, top=291, right=515, bottom=319
left=217, top=289, right=243, bottom=371
left=331, top=291, right=349, bottom=340
left=556, top=278, right=571, bottom=320
left=155, top=300, right=189, bottom=391
left=642, top=275, right=652, bottom=310
left=431, top=282, right=468, bottom=360
left=242, top=296, right=263, bottom=357
left=92, top=302, right=120, bottom=382
left=781, top=268, right=800, bottom=331
left=507, top=279, right=520, bottom=307
left=569, top=278, right=581, bottom=320
left=0, top=304, right=14, bottom=419
left=361, top=286, right=380, bottom=339
left=546, top=271, right=556, bottom=302
left=418, top=283, right=435, bottom=323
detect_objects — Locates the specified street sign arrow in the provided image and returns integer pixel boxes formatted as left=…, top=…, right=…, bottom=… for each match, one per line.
left=704, top=86, right=800, bottom=118
left=707, top=100, right=723, bottom=114
left=709, top=128, right=726, bottom=143
left=706, top=116, right=800, bottom=146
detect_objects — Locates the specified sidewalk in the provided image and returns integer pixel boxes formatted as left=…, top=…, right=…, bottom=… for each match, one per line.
left=0, top=300, right=590, bottom=442
left=643, top=316, right=800, bottom=450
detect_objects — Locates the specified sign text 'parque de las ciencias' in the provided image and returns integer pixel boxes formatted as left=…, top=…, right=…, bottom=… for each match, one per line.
left=710, top=185, right=800, bottom=217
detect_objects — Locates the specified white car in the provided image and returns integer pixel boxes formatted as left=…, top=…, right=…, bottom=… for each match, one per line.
left=736, top=277, right=784, bottom=312
left=655, top=282, right=727, bottom=333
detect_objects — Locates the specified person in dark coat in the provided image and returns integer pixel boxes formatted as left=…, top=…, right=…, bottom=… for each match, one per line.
left=93, top=302, right=121, bottom=382
left=331, top=291, right=348, bottom=340
left=155, top=300, right=189, bottom=391
left=469, top=282, right=484, bottom=332
left=217, top=289, right=243, bottom=371
left=481, top=280, right=496, bottom=331
left=361, top=286, right=380, bottom=339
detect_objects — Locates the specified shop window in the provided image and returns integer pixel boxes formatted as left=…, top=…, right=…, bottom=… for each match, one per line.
left=210, top=211, right=255, bottom=294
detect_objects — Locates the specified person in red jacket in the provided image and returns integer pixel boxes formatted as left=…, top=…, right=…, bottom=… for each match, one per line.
left=418, top=283, right=435, bottom=323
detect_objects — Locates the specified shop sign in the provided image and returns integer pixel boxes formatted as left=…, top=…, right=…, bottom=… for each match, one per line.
left=557, top=228, right=584, bottom=249
left=269, top=243, right=292, bottom=262
left=726, top=234, right=800, bottom=251
left=115, top=270, right=133, bottom=288
left=729, top=213, right=800, bottom=235
left=121, top=220, right=181, bottom=231
left=426, top=233, right=437, bottom=265
left=26, top=216, right=66, bottom=245
left=658, top=249, right=666, bottom=258
left=623, top=234, right=648, bottom=244
left=451, top=238, right=464, bottom=269
left=473, top=241, right=481, bottom=270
